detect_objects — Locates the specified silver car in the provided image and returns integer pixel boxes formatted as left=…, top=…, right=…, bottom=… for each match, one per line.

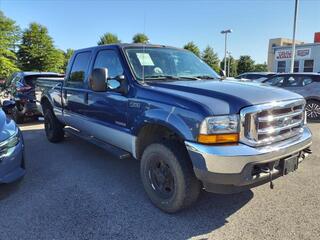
left=262, top=73, right=320, bottom=120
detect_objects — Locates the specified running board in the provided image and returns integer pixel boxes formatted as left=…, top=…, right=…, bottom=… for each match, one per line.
left=64, top=127, right=132, bottom=160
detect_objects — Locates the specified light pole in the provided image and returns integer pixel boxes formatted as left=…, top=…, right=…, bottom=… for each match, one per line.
left=227, top=51, right=231, bottom=77
left=221, top=29, right=232, bottom=74
left=290, top=0, right=299, bottom=73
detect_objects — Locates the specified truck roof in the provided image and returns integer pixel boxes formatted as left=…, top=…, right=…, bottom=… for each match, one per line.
left=74, top=43, right=182, bottom=53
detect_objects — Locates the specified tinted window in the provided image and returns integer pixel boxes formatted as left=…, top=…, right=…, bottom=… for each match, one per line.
left=302, top=77, right=313, bottom=86
left=304, top=60, right=314, bottom=72
left=265, top=76, right=285, bottom=87
left=69, top=52, right=91, bottom=83
left=93, top=50, right=124, bottom=78
left=286, top=76, right=302, bottom=87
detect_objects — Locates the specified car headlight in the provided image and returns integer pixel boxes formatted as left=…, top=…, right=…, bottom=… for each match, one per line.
left=0, top=129, right=20, bottom=158
left=198, top=115, right=239, bottom=144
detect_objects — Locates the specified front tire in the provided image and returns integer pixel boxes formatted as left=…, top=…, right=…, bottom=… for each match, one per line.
left=306, top=100, right=320, bottom=121
left=44, top=108, right=64, bottom=142
left=140, top=141, right=201, bottom=213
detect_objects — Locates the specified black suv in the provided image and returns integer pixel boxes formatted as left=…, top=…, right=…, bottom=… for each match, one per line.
left=4, top=72, right=64, bottom=123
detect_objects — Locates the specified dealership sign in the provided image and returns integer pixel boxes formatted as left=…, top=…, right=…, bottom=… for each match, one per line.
left=275, top=48, right=311, bottom=60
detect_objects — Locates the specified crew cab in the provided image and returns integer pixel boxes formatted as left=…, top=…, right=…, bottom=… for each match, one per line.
left=37, top=44, right=312, bottom=213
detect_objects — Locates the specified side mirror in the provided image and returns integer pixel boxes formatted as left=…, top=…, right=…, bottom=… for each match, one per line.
left=2, top=100, right=16, bottom=113
left=89, top=68, right=108, bottom=92
left=108, top=75, right=128, bottom=94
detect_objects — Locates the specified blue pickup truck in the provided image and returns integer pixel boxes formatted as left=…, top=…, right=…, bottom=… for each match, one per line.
left=37, top=44, right=312, bottom=213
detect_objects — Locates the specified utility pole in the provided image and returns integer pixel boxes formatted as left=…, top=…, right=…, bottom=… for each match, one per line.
left=221, top=29, right=232, bottom=74
left=290, top=0, right=299, bottom=73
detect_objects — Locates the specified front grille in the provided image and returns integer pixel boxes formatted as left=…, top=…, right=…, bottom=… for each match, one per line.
left=240, top=99, right=306, bottom=147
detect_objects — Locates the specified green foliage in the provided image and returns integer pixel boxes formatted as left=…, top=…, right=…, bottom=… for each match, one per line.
left=237, top=55, right=255, bottom=74
left=17, top=22, right=64, bottom=73
left=201, top=45, right=220, bottom=72
left=97, top=33, right=121, bottom=45
left=254, top=63, right=268, bottom=72
left=0, top=11, right=20, bottom=79
left=63, top=48, right=74, bottom=71
left=132, top=33, right=149, bottom=44
left=183, top=42, right=200, bottom=57
left=220, top=56, right=238, bottom=77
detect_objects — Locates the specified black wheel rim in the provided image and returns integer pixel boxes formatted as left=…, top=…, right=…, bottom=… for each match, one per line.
left=148, top=158, right=175, bottom=199
left=306, top=102, right=320, bottom=119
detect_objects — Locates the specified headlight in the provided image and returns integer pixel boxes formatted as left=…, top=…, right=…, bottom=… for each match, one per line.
left=0, top=129, right=20, bottom=158
left=198, top=115, right=239, bottom=144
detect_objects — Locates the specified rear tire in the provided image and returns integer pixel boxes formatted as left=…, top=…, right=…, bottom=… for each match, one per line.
left=12, top=107, right=24, bottom=124
left=306, top=100, right=320, bottom=121
left=44, top=108, right=64, bottom=143
left=140, top=141, right=201, bottom=213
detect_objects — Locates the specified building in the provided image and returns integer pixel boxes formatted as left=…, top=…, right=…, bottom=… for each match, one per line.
left=267, top=32, right=320, bottom=73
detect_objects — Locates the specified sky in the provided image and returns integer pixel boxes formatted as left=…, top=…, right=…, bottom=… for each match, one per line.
left=1, top=0, right=319, bottom=63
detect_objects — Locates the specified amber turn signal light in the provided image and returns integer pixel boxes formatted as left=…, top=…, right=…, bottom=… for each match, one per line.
left=198, top=133, right=239, bottom=144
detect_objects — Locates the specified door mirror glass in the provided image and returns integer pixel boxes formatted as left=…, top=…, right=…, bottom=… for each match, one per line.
left=107, top=79, right=121, bottom=90
left=90, top=68, right=108, bottom=92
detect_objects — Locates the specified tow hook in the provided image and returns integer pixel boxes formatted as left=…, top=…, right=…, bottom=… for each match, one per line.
left=261, top=162, right=276, bottom=190
left=299, top=148, right=312, bottom=162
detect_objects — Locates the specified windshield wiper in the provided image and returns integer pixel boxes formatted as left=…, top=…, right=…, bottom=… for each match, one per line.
left=192, top=75, right=216, bottom=80
left=144, top=75, right=180, bottom=80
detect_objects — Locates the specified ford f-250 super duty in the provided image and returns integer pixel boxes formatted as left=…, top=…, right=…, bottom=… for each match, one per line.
left=37, top=44, right=312, bottom=213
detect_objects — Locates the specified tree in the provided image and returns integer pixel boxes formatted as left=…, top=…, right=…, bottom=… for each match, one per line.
left=17, top=22, right=64, bottom=72
left=97, top=33, right=121, bottom=45
left=237, top=55, right=255, bottom=74
left=63, top=48, right=74, bottom=70
left=183, top=41, right=200, bottom=57
left=220, top=56, right=238, bottom=77
left=132, top=33, right=149, bottom=44
left=0, top=11, right=20, bottom=79
left=201, top=45, right=220, bottom=72
left=254, top=63, right=268, bottom=72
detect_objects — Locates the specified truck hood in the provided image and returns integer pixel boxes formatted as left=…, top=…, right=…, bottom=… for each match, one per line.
left=0, top=109, right=18, bottom=142
left=148, top=80, right=304, bottom=115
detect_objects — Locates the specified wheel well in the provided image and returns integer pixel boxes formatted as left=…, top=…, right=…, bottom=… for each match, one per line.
left=135, top=124, right=184, bottom=160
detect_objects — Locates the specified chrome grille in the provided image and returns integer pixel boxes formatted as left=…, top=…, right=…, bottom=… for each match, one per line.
left=240, top=99, right=306, bottom=147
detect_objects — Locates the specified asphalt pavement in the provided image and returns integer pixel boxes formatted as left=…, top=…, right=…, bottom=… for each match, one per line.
left=0, top=121, right=319, bottom=240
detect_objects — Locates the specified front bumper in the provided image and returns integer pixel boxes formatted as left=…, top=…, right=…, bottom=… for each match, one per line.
left=186, top=126, right=312, bottom=193
left=0, top=131, right=25, bottom=183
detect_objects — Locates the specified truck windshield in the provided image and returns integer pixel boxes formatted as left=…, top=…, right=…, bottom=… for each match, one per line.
left=125, top=47, right=220, bottom=81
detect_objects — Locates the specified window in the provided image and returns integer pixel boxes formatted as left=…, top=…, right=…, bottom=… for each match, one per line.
left=286, top=76, right=301, bottom=87
left=277, top=61, right=286, bottom=73
left=294, top=61, right=299, bottom=72
left=265, top=76, right=285, bottom=87
left=93, top=50, right=124, bottom=78
left=302, top=77, right=313, bottom=86
left=304, top=60, right=314, bottom=72
left=69, top=52, right=91, bottom=83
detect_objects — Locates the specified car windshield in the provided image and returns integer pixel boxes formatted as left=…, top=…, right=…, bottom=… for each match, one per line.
left=125, top=47, right=220, bottom=81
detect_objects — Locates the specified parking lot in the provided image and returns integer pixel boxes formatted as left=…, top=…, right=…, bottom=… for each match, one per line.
left=0, top=121, right=319, bottom=240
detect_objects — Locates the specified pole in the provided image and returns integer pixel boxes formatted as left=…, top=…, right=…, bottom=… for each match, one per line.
left=228, top=53, right=231, bottom=77
left=290, top=0, right=299, bottom=73
left=224, top=33, right=227, bottom=73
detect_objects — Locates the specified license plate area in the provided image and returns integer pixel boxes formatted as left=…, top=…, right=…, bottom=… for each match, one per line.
left=282, top=154, right=299, bottom=175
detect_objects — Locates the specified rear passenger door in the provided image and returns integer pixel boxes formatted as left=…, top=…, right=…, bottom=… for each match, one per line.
left=63, top=51, right=92, bottom=130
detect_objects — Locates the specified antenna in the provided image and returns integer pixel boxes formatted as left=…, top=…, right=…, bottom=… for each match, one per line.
left=142, top=11, right=146, bottom=84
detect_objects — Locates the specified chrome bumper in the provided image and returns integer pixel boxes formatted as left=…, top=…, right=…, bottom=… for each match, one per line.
left=185, top=126, right=312, bottom=175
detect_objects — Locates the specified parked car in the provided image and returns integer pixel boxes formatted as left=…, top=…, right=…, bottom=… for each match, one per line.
left=4, top=72, right=64, bottom=123
left=262, top=73, right=320, bottom=121
left=0, top=101, right=25, bottom=183
left=37, top=44, right=312, bottom=213
left=236, top=72, right=276, bottom=82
